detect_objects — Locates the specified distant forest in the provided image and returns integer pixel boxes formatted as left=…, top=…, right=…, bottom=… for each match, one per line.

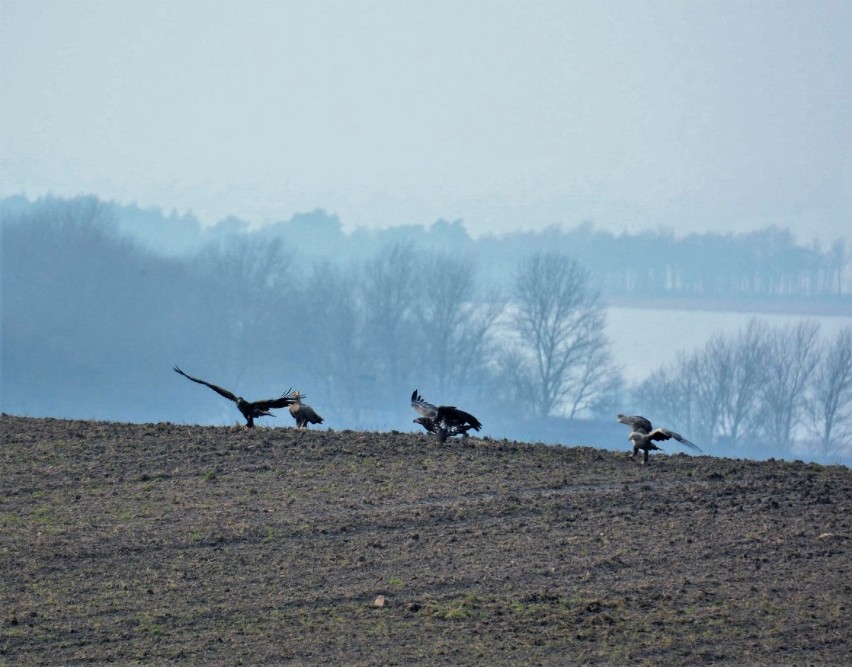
left=2, top=194, right=847, bottom=304
left=2, top=194, right=850, bottom=462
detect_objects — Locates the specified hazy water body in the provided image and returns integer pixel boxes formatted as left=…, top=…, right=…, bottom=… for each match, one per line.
left=606, top=307, right=852, bottom=385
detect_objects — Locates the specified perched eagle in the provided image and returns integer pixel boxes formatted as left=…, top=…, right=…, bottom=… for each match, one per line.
left=411, top=389, right=481, bottom=443
left=174, top=365, right=296, bottom=428
left=617, top=413, right=701, bottom=464
left=288, top=391, right=324, bottom=429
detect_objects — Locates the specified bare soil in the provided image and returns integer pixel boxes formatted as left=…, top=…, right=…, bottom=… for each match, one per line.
left=1, top=415, right=850, bottom=665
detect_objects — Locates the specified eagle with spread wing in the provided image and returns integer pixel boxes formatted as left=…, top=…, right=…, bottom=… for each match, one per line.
left=174, top=365, right=296, bottom=427
left=288, top=391, right=324, bottom=429
left=411, top=389, right=481, bottom=443
left=617, top=413, right=701, bottom=464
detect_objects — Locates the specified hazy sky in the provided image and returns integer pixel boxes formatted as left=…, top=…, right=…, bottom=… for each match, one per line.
left=2, top=0, right=851, bottom=241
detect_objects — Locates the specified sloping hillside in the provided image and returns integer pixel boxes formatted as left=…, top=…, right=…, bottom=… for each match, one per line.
left=1, top=415, right=850, bottom=665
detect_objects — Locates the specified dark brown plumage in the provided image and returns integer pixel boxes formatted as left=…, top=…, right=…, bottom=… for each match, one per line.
left=617, top=414, right=701, bottom=464
left=288, top=391, right=324, bottom=429
left=174, top=365, right=296, bottom=427
left=411, top=390, right=481, bottom=443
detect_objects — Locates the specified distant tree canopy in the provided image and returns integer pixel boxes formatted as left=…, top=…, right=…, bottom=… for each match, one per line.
left=2, top=195, right=847, bottom=301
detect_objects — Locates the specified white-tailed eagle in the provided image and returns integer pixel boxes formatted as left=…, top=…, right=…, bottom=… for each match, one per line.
left=617, top=413, right=701, bottom=464
left=411, top=389, right=481, bottom=443
left=288, top=391, right=324, bottom=429
left=174, top=365, right=296, bottom=428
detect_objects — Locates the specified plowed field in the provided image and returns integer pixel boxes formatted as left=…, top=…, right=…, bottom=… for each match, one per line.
left=1, top=415, right=850, bottom=665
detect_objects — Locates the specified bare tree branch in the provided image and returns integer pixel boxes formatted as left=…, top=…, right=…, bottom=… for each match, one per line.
left=758, top=321, right=821, bottom=451
left=808, top=326, right=852, bottom=456
left=510, top=253, right=614, bottom=418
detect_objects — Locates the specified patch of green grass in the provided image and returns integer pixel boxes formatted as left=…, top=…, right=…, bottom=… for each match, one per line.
left=137, top=613, right=164, bottom=636
left=426, top=593, right=484, bottom=620
left=0, top=511, right=24, bottom=526
left=509, top=599, right=551, bottom=620
left=32, top=506, right=56, bottom=524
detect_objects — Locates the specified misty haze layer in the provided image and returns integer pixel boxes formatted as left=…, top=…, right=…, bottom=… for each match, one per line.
left=1, top=1, right=850, bottom=242
left=2, top=196, right=850, bottom=465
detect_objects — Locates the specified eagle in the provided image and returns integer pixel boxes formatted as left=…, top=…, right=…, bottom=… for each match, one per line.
left=411, top=389, right=482, bottom=443
left=288, top=391, right=324, bottom=429
left=617, top=413, right=701, bottom=464
left=174, top=365, right=296, bottom=428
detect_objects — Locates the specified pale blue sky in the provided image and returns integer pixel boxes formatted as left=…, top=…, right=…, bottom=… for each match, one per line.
left=2, top=0, right=850, bottom=241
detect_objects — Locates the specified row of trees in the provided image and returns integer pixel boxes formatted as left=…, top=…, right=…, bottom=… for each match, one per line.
left=589, top=226, right=848, bottom=298
left=1, top=198, right=619, bottom=428
left=3, top=196, right=849, bottom=461
left=186, top=235, right=620, bottom=423
left=634, top=320, right=852, bottom=459
left=3, top=195, right=849, bottom=299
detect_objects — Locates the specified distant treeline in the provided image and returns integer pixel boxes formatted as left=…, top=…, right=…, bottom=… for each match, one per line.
left=2, top=194, right=850, bottom=462
left=0, top=195, right=620, bottom=430
left=634, top=320, right=852, bottom=461
left=2, top=194, right=848, bottom=302
left=479, top=223, right=849, bottom=301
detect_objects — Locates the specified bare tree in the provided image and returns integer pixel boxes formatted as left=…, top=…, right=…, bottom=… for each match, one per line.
left=563, top=342, right=623, bottom=420
left=825, top=240, right=847, bottom=295
left=721, top=319, right=770, bottom=442
left=411, top=252, right=503, bottom=395
left=189, top=235, right=296, bottom=388
left=358, top=243, right=419, bottom=400
left=758, top=321, right=821, bottom=451
left=299, top=259, right=361, bottom=405
left=692, top=335, right=732, bottom=442
left=671, top=320, right=769, bottom=445
left=509, top=252, right=613, bottom=418
left=633, top=353, right=700, bottom=435
left=808, top=327, right=852, bottom=456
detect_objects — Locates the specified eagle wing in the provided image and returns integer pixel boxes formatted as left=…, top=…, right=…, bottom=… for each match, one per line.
left=617, top=414, right=652, bottom=434
left=256, top=389, right=298, bottom=411
left=650, top=428, right=702, bottom=452
left=438, top=406, right=482, bottom=431
left=411, top=390, right=439, bottom=419
left=174, top=366, right=238, bottom=402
